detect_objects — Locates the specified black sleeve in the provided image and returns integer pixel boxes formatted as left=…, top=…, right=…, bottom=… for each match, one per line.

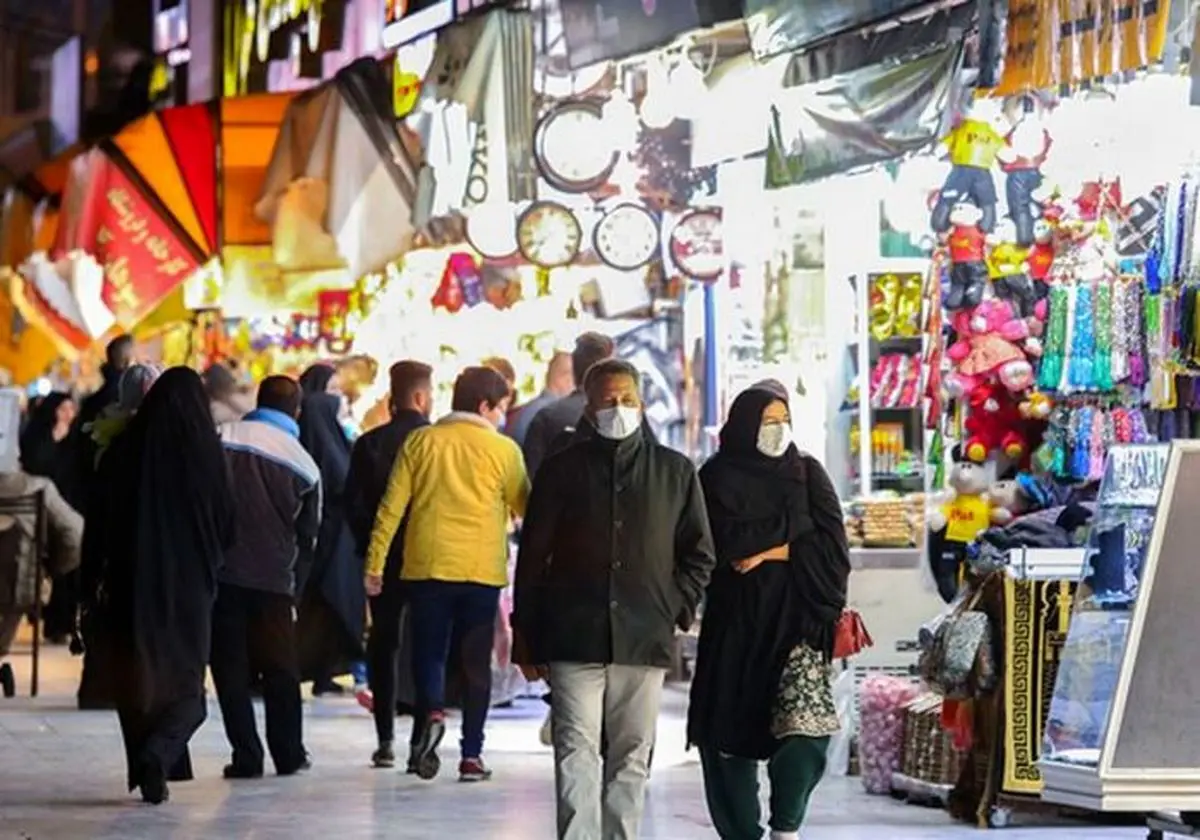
left=344, top=438, right=373, bottom=557
left=802, top=458, right=851, bottom=611
left=699, top=463, right=791, bottom=565
left=512, top=457, right=565, bottom=663
left=521, top=411, right=550, bottom=479
left=673, top=467, right=717, bottom=630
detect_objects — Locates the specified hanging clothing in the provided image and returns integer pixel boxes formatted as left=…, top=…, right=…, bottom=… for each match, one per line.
left=687, top=385, right=851, bottom=762
left=83, top=367, right=235, bottom=799
left=296, top=391, right=364, bottom=682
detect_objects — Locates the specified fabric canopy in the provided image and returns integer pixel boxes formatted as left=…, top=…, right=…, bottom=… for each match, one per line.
left=256, top=58, right=420, bottom=280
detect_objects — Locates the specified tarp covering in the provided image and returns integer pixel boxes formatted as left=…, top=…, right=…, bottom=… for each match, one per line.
left=256, top=58, right=420, bottom=280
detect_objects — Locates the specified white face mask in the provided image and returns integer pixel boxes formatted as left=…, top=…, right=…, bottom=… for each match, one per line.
left=594, top=406, right=641, bottom=440
left=756, top=422, right=792, bottom=458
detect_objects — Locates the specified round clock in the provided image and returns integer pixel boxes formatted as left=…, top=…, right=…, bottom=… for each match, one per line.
left=517, top=201, right=583, bottom=269
left=669, top=209, right=724, bottom=280
left=533, top=100, right=619, bottom=194
left=465, top=204, right=518, bottom=260
left=594, top=203, right=660, bottom=271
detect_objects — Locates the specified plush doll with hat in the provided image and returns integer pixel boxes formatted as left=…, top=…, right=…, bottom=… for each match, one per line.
left=927, top=445, right=995, bottom=603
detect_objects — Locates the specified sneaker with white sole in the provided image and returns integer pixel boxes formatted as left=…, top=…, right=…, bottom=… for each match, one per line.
left=458, top=757, right=493, bottom=782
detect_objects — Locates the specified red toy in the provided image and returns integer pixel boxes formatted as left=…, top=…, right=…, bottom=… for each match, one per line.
left=945, top=201, right=989, bottom=310
left=963, top=382, right=1027, bottom=463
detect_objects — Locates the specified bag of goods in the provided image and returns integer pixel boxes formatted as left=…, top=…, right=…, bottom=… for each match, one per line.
left=859, top=674, right=919, bottom=794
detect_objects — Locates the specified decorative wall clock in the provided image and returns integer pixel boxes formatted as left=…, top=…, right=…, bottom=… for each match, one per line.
left=669, top=208, right=724, bottom=280
left=517, top=201, right=583, bottom=269
left=593, top=203, right=660, bottom=271
left=465, top=204, right=519, bottom=260
left=533, top=100, right=620, bottom=194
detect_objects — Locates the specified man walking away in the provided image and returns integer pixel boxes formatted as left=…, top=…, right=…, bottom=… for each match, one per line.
left=507, top=352, right=573, bottom=448
left=521, top=332, right=614, bottom=478
left=365, top=366, right=529, bottom=783
left=345, top=361, right=433, bottom=769
left=212, top=376, right=320, bottom=779
left=513, top=359, right=716, bottom=840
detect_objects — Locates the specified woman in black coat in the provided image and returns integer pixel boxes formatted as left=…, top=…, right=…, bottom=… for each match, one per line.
left=688, top=381, right=851, bottom=840
left=296, top=366, right=365, bottom=695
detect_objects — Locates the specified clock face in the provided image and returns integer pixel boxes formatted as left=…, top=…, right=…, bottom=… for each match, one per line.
left=670, top=209, right=724, bottom=280
left=534, top=101, right=619, bottom=194
left=465, top=204, right=518, bottom=260
left=594, top=203, right=660, bottom=271
left=517, top=202, right=583, bottom=269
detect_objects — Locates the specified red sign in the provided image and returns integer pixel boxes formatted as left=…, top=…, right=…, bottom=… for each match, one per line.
left=75, top=155, right=201, bottom=326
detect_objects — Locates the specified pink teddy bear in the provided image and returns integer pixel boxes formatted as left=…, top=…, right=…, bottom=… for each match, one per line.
left=945, top=298, right=1039, bottom=396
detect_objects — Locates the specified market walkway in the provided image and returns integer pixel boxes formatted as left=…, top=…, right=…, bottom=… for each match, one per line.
left=0, top=645, right=1146, bottom=840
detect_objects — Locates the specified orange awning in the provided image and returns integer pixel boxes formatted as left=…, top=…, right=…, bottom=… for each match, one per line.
left=221, top=94, right=295, bottom=247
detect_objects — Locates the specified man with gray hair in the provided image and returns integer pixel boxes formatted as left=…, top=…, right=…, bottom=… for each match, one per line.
left=513, top=358, right=716, bottom=840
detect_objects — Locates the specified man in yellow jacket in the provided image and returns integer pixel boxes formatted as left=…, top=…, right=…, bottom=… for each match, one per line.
left=364, top=365, right=529, bottom=783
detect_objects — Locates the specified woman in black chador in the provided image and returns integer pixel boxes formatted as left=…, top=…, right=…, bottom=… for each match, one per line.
left=296, top=365, right=364, bottom=695
left=688, top=381, right=851, bottom=840
left=82, top=367, right=235, bottom=804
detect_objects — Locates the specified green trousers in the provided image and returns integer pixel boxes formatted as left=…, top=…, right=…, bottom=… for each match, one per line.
left=699, top=736, right=830, bottom=840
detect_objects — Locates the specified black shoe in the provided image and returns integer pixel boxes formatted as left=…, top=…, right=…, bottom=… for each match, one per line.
left=405, top=755, right=419, bottom=775
left=222, top=763, right=264, bottom=780
left=277, top=753, right=312, bottom=777
left=411, top=715, right=446, bottom=781
left=139, top=763, right=169, bottom=805
left=0, top=663, right=14, bottom=698
left=312, top=679, right=345, bottom=696
left=372, top=743, right=395, bottom=769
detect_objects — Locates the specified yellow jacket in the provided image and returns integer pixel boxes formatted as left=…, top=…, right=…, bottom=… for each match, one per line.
left=366, top=411, right=529, bottom=587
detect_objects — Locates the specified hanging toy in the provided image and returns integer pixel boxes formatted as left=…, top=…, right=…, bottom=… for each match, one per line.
left=944, top=201, right=990, bottom=310
left=945, top=299, right=1036, bottom=395
left=997, top=93, right=1053, bottom=247
left=1028, top=207, right=1061, bottom=297
left=987, top=219, right=1038, bottom=317
left=930, top=101, right=1007, bottom=234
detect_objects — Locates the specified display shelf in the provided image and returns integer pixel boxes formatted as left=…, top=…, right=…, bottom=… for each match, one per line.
left=1039, top=442, right=1200, bottom=812
left=1007, top=547, right=1087, bottom=581
left=850, top=546, right=922, bottom=569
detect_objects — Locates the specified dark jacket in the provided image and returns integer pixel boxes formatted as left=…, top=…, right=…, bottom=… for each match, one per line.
left=218, top=410, right=322, bottom=596
left=513, top=424, right=716, bottom=669
left=345, top=409, right=430, bottom=575
left=67, top=366, right=122, bottom=511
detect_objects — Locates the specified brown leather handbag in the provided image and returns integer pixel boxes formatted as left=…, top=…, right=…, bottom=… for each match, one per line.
left=833, top=608, right=874, bottom=659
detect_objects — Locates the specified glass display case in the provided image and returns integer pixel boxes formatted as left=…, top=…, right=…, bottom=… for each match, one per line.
left=1041, top=442, right=1200, bottom=812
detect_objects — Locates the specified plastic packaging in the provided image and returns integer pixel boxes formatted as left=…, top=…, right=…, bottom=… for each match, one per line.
left=858, top=674, right=919, bottom=794
left=826, top=668, right=856, bottom=777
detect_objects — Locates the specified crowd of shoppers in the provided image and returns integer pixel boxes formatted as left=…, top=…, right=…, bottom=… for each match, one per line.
left=0, top=330, right=851, bottom=840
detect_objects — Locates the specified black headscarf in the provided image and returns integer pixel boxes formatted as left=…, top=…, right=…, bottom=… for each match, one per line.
left=689, top=383, right=851, bottom=758
left=299, top=392, right=351, bottom=503
left=91, top=366, right=235, bottom=713
left=299, top=363, right=336, bottom=397
left=20, top=392, right=72, bottom=479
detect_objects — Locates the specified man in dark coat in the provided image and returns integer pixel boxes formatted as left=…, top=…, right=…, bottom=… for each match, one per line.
left=513, top=358, right=716, bottom=840
left=345, top=360, right=433, bottom=770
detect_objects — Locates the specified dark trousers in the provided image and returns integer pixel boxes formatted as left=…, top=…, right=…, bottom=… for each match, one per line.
left=116, top=690, right=206, bottom=792
left=931, top=542, right=967, bottom=604
left=43, top=568, right=80, bottom=641
left=367, top=582, right=419, bottom=749
left=1006, top=167, right=1043, bottom=247
left=699, top=736, right=830, bottom=840
left=209, top=583, right=305, bottom=774
left=408, top=580, right=499, bottom=759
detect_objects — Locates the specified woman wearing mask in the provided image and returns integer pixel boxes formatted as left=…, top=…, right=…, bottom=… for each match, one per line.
left=20, top=392, right=80, bottom=644
left=688, top=381, right=851, bottom=840
left=296, top=365, right=365, bottom=696
left=83, top=368, right=235, bottom=803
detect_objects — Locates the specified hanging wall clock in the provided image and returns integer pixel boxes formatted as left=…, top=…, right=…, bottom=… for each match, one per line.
left=594, top=203, right=660, bottom=271
left=670, top=208, right=724, bottom=280
left=517, top=201, right=583, bottom=269
left=465, top=204, right=519, bottom=260
left=533, top=100, right=620, bottom=194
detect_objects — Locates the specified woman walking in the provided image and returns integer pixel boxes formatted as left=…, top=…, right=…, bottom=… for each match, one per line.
left=296, top=366, right=365, bottom=695
left=82, top=367, right=235, bottom=803
left=688, top=381, right=851, bottom=840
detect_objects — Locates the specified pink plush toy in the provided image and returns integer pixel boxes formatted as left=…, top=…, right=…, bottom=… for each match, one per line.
left=945, top=299, right=1037, bottom=395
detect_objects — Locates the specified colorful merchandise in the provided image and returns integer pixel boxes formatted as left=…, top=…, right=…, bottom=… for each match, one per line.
left=931, top=113, right=1005, bottom=234
left=945, top=299, right=1036, bottom=395
left=859, top=675, right=920, bottom=795
left=962, top=383, right=1026, bottom=463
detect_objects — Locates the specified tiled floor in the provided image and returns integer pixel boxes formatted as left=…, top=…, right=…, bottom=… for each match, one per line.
left=0, top=644, right=1149, bottom=839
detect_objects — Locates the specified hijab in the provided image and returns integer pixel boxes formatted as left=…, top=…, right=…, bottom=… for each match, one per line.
left=299, top=364, right=336, bottom=397
left=299, top=391, right=351, bottom=502
left=19, top=392, right=72, bottom=479
left=717, top=382, right=804, bottom=478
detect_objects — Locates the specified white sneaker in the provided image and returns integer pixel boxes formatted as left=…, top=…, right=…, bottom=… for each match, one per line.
left=538, top=710, right=553, bottom=747
left=769, top=832, right=799, bottom=840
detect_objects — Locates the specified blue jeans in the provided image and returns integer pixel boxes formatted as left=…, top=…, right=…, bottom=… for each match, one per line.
left=407, top=580, right=500, bottom=759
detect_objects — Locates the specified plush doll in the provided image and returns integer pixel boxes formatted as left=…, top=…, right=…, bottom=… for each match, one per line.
left=945, top=299, right=1037, bottom=395
left=987, top=220, right=1038, bottom=317
left=989, top=471, right=1055, bottom=526
left=1027, top=212, right=1058, bottom=297
left=1019, top=389, right=1053, bottom=420
left=945, top=201, right=990, bottom=310
left=996, top=96, right=1053, bottom=247
left=927, top=445, right=994, bottom=603
left=930, top=104, right=1007, bottom=234
left=963, top=382, right=1028, bottom=463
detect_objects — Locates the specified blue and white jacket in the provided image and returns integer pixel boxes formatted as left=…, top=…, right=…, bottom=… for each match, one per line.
left=218, top=408, right=322, bottom=597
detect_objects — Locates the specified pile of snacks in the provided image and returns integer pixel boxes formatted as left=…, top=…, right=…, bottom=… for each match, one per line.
left=845, top=495, right=925, bottom=548
left=869, top=353, right=922, bottom=408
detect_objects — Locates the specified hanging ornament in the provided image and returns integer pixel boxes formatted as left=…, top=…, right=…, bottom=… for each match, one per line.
left=565, top=298, right=579, bottom=319
left=446, top=252, right=484, bottom=307
left=431, top=257, right=465, bottom=313
left=535, top=267, right=552, bottom=297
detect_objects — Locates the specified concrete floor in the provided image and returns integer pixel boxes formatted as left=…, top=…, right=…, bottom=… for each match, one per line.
left=0, top=643, right=1150, bottom=840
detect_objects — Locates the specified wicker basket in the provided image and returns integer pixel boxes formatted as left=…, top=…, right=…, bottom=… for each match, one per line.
left=900, top=693, right=965, bottom=787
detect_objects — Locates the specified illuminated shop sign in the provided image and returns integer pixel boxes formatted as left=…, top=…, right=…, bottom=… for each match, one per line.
left=223, top=0, right=343, bottom=95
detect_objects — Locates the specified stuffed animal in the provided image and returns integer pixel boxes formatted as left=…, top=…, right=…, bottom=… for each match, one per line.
left=989, top=471, right=1055, bottom=526
left=1027, top=213, right=1057, bottom=298
left=927, top=445, right=994, bottom=603
left=963, top=382, right=1028, bottom=463
left=945, top=201, right=989, bottom=310
left=930, top=104, right=1007, bottom=234
left=987, top=220, right=1038, bottom=317
left=996, top=96, right=1053, bottom=247
left=1019, top=389, right=1053, bottom=420
left=945, top=299, right=1037, bottom=395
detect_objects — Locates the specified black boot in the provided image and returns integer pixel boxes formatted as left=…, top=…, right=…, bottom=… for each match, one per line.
left=0, top=662, right=14, bottom=698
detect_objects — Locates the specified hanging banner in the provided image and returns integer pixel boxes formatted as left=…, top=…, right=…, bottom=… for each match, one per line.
left=559, top=0, right=702, bottom=69
left=75, top=156, right=202, bottom=326
left=745, top=0, right=933, bottom=61
left=765, top=43, right=963, bottom=189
